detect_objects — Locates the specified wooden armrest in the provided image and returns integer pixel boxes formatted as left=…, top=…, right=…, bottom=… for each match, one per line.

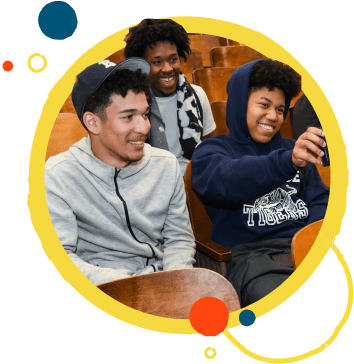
left=195, top=234, right=232, bottom=262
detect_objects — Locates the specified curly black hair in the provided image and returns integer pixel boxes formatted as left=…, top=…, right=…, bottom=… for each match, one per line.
left=249, top=60, right=301, bottom=100
left=124, top=19, right=191, bottom=61
left=83, top=69, right=151, bottom=123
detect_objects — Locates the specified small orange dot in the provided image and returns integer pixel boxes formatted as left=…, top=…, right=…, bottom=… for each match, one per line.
left=3, top=61, right=13, bottom=72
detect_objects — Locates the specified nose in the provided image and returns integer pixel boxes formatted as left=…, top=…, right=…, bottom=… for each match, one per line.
left=135, top=114, right=151, bottom=135
left=161, top=61, right=173, bottom=74
left=266, top=107, right=277, bottom=121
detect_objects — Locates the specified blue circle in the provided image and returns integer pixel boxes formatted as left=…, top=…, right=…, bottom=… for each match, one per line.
left=239, top=309, right=256, bottom=326
left=38, top=2, right=77, bottom=40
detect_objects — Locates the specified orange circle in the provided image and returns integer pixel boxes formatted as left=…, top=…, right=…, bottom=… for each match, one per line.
left=3, top=61, right=13, bottom=72
left=189, top=297, right=229, bottom=336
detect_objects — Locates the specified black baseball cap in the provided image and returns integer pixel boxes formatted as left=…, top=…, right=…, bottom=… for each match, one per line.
left=72, top=57, right=151, bottom=125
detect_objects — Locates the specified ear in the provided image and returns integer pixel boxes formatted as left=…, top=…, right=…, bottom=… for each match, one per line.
left=83, top=112, right=101, bottom=135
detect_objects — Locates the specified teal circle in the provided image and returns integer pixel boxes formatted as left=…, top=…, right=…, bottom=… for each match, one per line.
left=38, top=1, right=77, bottom=40
left=239, top=309, right=256, bottom=326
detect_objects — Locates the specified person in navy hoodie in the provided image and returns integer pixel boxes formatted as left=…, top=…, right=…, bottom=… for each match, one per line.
left=191, top=59, right=329, bottom=307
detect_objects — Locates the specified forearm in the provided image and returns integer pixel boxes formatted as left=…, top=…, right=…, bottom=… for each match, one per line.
left=192, top=146, right=297, bottom=204
left=68, top=253, right=133, bottom=285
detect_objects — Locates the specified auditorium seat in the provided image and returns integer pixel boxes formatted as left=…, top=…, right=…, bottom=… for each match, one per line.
left=188, top=34, right=229, bottom=67
left=184, top=162, right=232, bottom=277
left=60, top=93, right=76, bottom=114
left=106, top=48, right=125, bottom=64
left=60, top=74, right=78, bottom=114
left=181, top=48, right=203, bottom=84
left=316, top=164, right=330, bottom=187
left=97, top=268, right=241, bottom=318
left=291, top=220, right=323, bottom=269
left=211, top=45, right=266, bottom=68
left=192, top=67, right=236, bottom=104
left=46, top=113, right=88, bottom=161
left=211, top=101, right=229, bottom=136
left=228, top=39, right=242, bottom=46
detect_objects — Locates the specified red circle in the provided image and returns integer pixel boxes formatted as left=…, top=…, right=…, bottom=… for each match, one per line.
left=189, top=297, right=229, bottom=336
left=3, top=61, right=13, bottom=72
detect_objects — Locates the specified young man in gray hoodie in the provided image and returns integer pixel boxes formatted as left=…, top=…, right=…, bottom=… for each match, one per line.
left=45, top=58, right=196, bottom=286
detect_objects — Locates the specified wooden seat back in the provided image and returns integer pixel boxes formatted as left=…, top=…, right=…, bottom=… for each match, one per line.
left=291, top=220, right=323, bottom=269
left=106, top=48, right=125, bottom=64
left=316, top=165, right=330, bottom=187
left=192, top=67, right=236, bottom=104
left=211, top=46, right=266, bottom=68
left=46, top=113, right=88, bottom=161
left=60, top=93, right=76, bottom=114
left=184, top=162, right=232, bottom=275
left=184, top=162, right=213, bottom=242
left=181, top=48, right=204, bottom=84
left=188, top=34, right=228, bottom=67
left=228, top=39, right=241, bottom=46
left=211, top=101, right=229, bottom=136
left=98, top=268, right=241, bottom=319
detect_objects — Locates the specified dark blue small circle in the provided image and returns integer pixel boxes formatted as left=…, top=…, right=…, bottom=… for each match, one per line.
left=239, top=309, right=256, bottom=326
left=38, top=1, right=77, bottom=40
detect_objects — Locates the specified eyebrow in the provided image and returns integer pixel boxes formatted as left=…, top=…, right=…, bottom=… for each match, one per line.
left=151, top=53, right=179, bottom=60
left=119, top=106, right=150, bottom=114
left=119, top=109, right=137, bottom=114
left=260, top=97, right=285, bottom=108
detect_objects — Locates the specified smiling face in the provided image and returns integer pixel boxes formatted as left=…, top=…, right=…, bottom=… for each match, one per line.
left=89, top=91, right=151, bottom=168
left=246, top=87, right=286, bottom=143
left=144, top=40, right=181, bottom=97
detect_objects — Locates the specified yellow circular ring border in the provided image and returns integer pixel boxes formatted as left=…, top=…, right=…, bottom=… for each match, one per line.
left=28, top=17, right=348, bottom=336
left=28, top=53, right=48, bottom=73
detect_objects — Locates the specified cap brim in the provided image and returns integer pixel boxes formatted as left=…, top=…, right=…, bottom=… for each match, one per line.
left=77, top=57, right=151, bottom=123
left=114, top=57, right=151, bottom=75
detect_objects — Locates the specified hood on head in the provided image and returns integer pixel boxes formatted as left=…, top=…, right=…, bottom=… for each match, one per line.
left=225, top=59, right=291, bottom=146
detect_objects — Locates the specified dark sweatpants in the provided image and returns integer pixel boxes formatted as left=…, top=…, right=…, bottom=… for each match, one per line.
left=226, top=238, right=294, bottom=308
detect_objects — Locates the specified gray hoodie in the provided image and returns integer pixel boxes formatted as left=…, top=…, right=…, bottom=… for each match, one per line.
left=45, top=137, right=196, bottom=285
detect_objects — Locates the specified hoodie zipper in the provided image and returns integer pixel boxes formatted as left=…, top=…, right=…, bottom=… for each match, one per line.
left=113, top=169, right=155, bottom=269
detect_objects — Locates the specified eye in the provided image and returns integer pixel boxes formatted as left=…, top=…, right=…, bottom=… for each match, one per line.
left=123, top=114, right=133, bottom=120
left=171, top=57, right=178, bottom=63
left=276, top=108, right=285, bottom=113
left=153, top=61, right=160, bottom=65
left=260, top=103, right=268, bottom=108
left=143, top=112, right=150, bottom=119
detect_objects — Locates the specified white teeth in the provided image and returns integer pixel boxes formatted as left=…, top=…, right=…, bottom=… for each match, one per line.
left=160, top=77, right=173, bottom=81
left=259, top=123, right=274, bottom=130
left=129, top=141, right=143, bottom=145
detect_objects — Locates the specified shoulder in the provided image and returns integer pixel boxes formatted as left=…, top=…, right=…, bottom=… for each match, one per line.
left=45, top=137, right=89, bottom=171
left=148, top=147, right=183, bottom=182
left=193, top=135, right=230, bottom=156
left=45, top=149, right=76, bottom=171
left=150, top=146, right=179, bottom=162
left=190, top=84, right=208, bottom=99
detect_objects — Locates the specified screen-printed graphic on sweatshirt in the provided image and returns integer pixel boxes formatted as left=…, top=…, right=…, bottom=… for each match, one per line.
left=243, top=172, right=308, bottom=227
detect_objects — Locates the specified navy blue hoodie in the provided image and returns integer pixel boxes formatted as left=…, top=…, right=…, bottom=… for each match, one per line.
left=191, top=60, right=329, bottom=250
